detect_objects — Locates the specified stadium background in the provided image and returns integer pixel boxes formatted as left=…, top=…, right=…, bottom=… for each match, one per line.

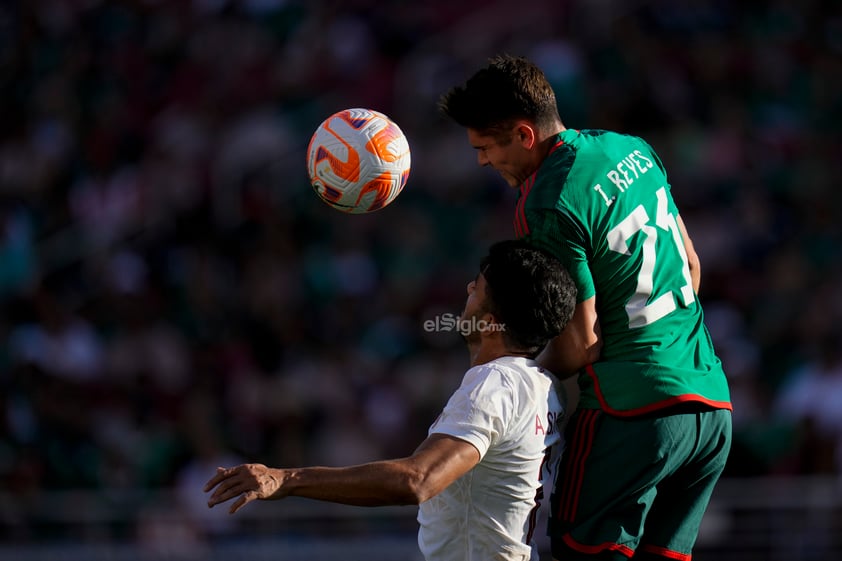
left=0, top=0, right=840, bottom=559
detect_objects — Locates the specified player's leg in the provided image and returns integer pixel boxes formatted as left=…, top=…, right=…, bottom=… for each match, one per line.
left=549, top=409, right=664, bottom=560
left=633, top=409, right=732, bottom=560
left=549, top=407, right=728, bottom=560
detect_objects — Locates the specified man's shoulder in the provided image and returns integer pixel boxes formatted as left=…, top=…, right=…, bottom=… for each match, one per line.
left=570, top=128, right=653, bottom=152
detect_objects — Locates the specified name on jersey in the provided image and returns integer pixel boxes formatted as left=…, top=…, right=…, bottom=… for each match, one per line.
left=535, top=411, right=559, bottom=436
left=592, top=149, right=655, bottom=207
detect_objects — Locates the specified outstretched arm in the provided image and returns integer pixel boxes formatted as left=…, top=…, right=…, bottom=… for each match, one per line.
left=204, top=434, right=480, bottom=514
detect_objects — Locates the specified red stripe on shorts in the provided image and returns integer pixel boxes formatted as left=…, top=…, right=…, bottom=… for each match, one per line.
left=557, top=408, right=599, bottom=521
left=561, top=533, right=636, bottom=558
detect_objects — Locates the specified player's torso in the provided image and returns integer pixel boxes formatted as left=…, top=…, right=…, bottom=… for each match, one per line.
left=418, top=359, right=562, bottom=559
left=521, top=130, right=729, bottom=413
left=531, top=130, right=696, bottom=354
left=453, top=361, right=562, bottom=501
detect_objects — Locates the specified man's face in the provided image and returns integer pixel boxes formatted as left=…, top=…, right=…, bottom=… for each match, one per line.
left=467, top=127, right=534, bottom=188
left=460, top=272, right=491, bottom=344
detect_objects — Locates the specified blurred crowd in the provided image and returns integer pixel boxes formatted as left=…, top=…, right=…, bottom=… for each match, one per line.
left=0, top=0, right=840, bottom=544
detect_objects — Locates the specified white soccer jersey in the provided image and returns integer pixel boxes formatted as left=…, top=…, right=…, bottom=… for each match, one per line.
left=417, top=356, right=565, bottom=561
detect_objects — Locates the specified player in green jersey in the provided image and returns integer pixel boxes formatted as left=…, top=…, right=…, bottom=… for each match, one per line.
left=440, top=54, right=732, bottom=561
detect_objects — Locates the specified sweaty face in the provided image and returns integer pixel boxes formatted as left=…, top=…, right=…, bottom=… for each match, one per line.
left=467, top=127, right=534, bottom=188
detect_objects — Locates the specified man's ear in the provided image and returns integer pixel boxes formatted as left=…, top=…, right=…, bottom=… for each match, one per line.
left=515, top=123, right=536, bottom=149
left=479, top=311, right=504, bottom=335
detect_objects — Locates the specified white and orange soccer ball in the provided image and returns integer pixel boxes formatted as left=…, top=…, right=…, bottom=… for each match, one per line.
left=306, top=108, right=411, bottom=214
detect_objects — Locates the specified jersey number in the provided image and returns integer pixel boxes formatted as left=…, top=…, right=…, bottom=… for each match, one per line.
left=606, top=187, right=695, bottom=328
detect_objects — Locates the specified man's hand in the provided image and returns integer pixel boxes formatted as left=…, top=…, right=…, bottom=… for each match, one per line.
left=204, top=463, right=286, bottom=514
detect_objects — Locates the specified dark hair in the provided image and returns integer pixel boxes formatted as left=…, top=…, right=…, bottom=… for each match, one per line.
left=439, top=54, right=561, bottom=136
left=479, top=240, right=576, bottom=354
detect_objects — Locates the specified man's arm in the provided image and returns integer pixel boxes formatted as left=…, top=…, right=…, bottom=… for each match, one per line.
left=677, top=214, right=700, bottom=294
left=204, top=434, right=480, bottom=514
left=536, top=296, right=602, bottom=379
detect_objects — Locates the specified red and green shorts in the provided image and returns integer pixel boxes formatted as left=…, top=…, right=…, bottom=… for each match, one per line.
left=549, top=407, right=732, bottom=560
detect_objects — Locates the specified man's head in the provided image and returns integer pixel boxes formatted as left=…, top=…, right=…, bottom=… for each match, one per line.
left=461, top=240, right=576, bottom=357
left=439, top=54, right=565, bottom=187
left=439, top=54, right=562, bottom=135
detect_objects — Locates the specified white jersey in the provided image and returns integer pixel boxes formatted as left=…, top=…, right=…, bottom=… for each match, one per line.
left=417, top=356, right=565, bottom=561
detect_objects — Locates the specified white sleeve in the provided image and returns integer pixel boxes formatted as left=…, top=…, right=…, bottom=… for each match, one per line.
left=427, top=364, right=515, bottom=459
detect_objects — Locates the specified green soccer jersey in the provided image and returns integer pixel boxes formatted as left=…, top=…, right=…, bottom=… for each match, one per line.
left=519, top=129, right=731, bottom=415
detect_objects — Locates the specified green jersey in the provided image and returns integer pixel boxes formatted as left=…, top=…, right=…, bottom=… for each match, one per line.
left=519, top=129, right=731, bottom=415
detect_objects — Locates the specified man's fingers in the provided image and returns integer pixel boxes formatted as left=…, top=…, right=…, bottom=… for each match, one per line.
left=204, top=464, right=272, bottom=514
left=203, top=466, right=231, bottom=492
left=229, top=491, right=257, bottom=514
left=209, top=478, right=252, bottom=506
left=212, top=472, right=249, bottom=498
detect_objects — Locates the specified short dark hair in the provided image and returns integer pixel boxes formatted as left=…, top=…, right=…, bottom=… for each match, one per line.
left=439, top=54, right=562, bottom=136
left=479, top=240, right=576, bottom=354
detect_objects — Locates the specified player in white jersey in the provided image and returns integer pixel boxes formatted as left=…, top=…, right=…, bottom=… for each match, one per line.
left=205, top=240, right=577, bottom=561
left=418, top=355, right=565, bottom=560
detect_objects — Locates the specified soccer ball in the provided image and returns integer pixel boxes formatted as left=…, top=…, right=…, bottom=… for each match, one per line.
left=306, top=108, right=411, bottom=214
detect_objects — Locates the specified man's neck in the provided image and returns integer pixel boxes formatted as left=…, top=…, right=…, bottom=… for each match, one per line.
left=540, top=125, right=566, bottom=152
left=468, top=342, right=534, bottom=367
